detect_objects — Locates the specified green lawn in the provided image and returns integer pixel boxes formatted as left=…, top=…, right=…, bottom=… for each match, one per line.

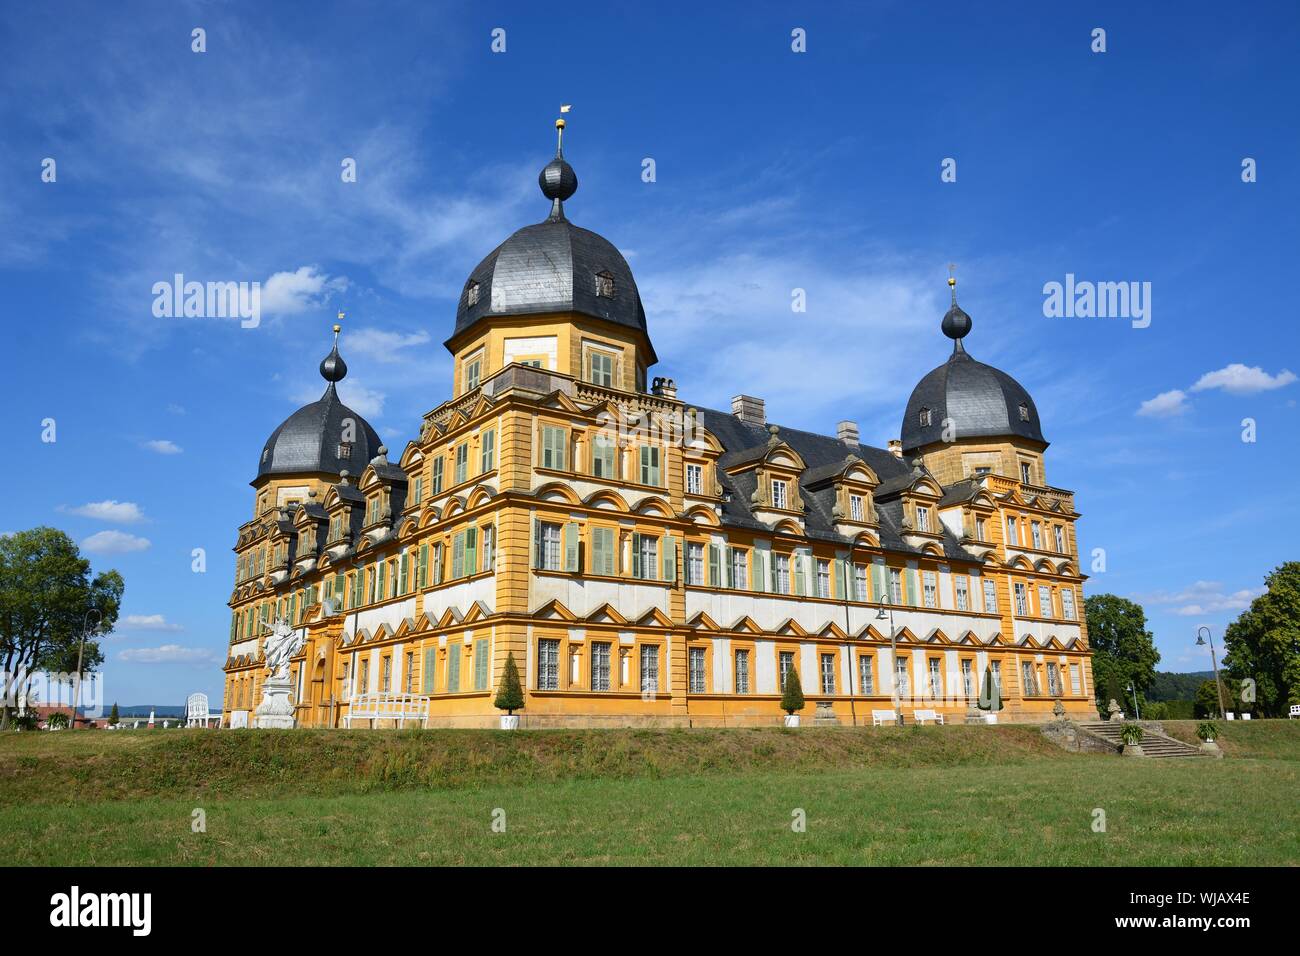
left=3, top=723, right=1296, bottom=866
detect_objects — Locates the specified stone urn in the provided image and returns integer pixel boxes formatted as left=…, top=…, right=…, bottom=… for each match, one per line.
left=1121, top=743, right=1145, bottom=757
left=783, top=714, right=801, bottom=728
left=499, top=714, right=520, bottom=731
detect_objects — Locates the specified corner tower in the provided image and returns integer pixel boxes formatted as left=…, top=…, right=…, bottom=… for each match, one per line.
left=444, top=118, right=657, bottom=396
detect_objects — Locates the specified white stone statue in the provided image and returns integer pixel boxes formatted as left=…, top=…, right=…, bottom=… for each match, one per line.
left=261, top=618, right=304, bottom=682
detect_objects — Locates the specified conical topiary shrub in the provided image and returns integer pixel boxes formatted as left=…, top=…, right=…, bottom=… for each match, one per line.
left=978, top=667, right=1003, bottom=713
left=494, top=651, right=524, bottom=716
left=780, top=666, right=805, bottom=716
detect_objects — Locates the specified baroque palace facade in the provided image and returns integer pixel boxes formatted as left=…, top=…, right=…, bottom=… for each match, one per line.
left=222, top=124, right=1096, bottom=728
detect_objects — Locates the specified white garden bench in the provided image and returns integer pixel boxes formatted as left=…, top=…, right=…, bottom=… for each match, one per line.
left=913, top=709, right=944, bottom=725
left=344, top=693, right=431, bottom=728
left=1290, top=705, right=1300, bottom=719
left=871, top=709, right=897, bottom=727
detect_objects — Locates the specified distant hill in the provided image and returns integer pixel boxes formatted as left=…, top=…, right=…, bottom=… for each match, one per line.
left=1148, top=671, right=1214, bottom=702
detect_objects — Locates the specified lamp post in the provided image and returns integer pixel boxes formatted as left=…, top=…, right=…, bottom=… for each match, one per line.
left=1126, top=681, right=1140, bottom=720
left=876, top=599, right=902, bottom=725
left=69, top=608, right=102, bottom=729
left=1196, top=626, right=1227, bottom=718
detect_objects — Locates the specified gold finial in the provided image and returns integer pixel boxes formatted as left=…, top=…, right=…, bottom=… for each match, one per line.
left=947, top=263, right=957, bottom=303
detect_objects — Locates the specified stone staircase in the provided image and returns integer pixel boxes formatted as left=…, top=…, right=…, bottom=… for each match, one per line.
left=1076, top=721, right=1207, bottom=758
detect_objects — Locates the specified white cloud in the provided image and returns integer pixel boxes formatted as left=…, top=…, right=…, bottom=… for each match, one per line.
left=345, top=327, right=432, bottom=362
left=142, top=439, right=182, bottom=454
left=260, top=265, right=349, bottom=316
left=1136, top=389, right=1189, bottom=418
left=120, top=614, right=183, bottom=632
left=58, top=500, right=146, bottom=523
left=1190, top=363, right=1296, bottom=395
left=81, top=530, right=151, bottom=554
left=1137, top=580, right=1264, bottom=617
left=118, top=644, right=217, bottom=664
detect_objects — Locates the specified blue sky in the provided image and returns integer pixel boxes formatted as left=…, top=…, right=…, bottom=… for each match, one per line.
left=3, top=1, right=1297, bottom=706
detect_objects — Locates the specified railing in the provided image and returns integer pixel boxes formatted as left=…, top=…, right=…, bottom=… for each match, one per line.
left=343, top=693, right=431, bottom=727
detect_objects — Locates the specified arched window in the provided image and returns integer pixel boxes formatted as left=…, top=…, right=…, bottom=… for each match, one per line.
left=595, top=270, right=615, bottom=298
left=918, top=407, right=932, bottom=427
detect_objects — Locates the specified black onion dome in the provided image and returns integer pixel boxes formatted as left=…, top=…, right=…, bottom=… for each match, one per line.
left=450, top=132, right=647, bottom=346
left=256, top=334, right=381, bottom=480
left=901, top=289, right=1045, bottom=452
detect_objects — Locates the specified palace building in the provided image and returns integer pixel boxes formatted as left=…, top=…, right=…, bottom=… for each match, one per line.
left=222, top=122, right=1096, bottom=728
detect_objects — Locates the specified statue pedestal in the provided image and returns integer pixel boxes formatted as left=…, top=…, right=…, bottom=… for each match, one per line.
left=254, top=676, right=296, bottom=729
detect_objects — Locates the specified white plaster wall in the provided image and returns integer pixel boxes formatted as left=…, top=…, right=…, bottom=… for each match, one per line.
left=530, top=574, right=669, bottom=619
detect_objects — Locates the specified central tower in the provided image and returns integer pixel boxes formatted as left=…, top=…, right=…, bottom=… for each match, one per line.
left=444, top=118, right=657, bottom=397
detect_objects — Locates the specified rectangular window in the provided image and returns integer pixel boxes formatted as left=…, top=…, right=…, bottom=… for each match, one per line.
left=1061, top=588, right=1076, bottom=620
left=381, top=656, right=392, bottom=693
left=928, top=658, right=942, bottom=698
left=480, top=429, right=496, bottom=473
left=686, top=463, right=703, bottom=495
left=889, top=568, right=904, bottom=604
left=775, top=554, right=791, bottom=594
left=917, top=507, right=930, bottom=532
left=923, top=571, right=938, bottom=608
left=454, top=443, right=468, bottom=485
left=961, top=659, right=975, bottom=697
left=976, top=517, right=986, bottom=540
left=536, top=521, right=562, bottom=571
left=858, top=655, right=874, bottom=694
left=431, top=457, right=443, bottom=494
left=481, top=524, right=495, bottom=572
left=639, top=446, right=661, bottom=486
left=817, top=560, right=831, bottom=598
left=688, top=647, right=706, bottom=694
left=1021, top=661, right=1039, bottom=697
left=538, top=639, right=560, bottom=690
left=405, top=651, right=414, bottom=694
left=735, top=650, right=750, bottom=694
left=731, top=549, right=748, bottom=590
left=983, top=578, right=998, bottom=613
left=1069, top=663, right=1082, bottom=695
left=591, top=526, right=616, bottom=576
left=850, top=494, right=864, bottom=521
left=1047, top=662, right=1061, bottom=696
left=433, top=542, right=444, bottom=584
left=687, top=542, right=704, bottom=585
left=1054, top=525, right=1066, bottom=552
left=1031, top=521, right=1042, bottom=549
left=771, top=479, right=788, bottom=510
left=1020, top=462, right=1032, bottom=485
left=779, top=651, right=795, bottom=691
left=854, top=563, right=868, bottom=602
left=588, top=350, right=614, bottom=387
left=541, top=425, right=567, bottom=470
left=447, top=646, right=460, bottom=693
left=632, top=533, right=659, bottom=580
left=592, top=433, right=616, bottom=479
left=955, top=575, right=969, bottom=611
left=1038, top=585, right=1052, bottom=617
left=591, top=642, right=611, bottom=692
left=894, top=656, right=910, bottom=698
left=1006, top=516, right=1018, bottom=545
left=1014, top=583, right=1028, bottom=615
left=820, top=653, right=836, bottom=695
left=640, top=645, right=659, bottom=693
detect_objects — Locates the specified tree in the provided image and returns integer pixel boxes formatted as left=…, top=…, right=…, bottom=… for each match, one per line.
left=493, top=652, right=524, bottom=715
left=1194, top=680, right=1225, bottom=718
left=0, top=528, right=123, bottom=728
left=1222, top=562, right=1300, bottom=717
left=1084, top=594, right=1160, bottom=712
left=108, top=702, right=120, bottom=726
left=780, top=666, right=805, bottom=715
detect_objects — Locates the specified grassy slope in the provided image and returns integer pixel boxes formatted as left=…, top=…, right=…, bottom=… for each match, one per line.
left=2, top=723, right=1296, bottom=866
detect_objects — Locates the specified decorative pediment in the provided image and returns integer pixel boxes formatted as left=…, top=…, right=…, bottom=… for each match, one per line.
left=688, top=611, right=721, bottom=631
left=726, top=615, right=764, bottom=635
left=635, top=607, right=674, bottom=628
left=531, top=598, right=577, bottom=621
left=584, top=602, right=629, bottom=626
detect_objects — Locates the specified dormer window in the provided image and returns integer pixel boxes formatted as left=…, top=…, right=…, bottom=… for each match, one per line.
left=1018, top=402, right=1030, bottom=422
left=337, top=441, right=352, bottom=460
left=465, top=281, right=480, bottom=306
left=594, top=270, right=615, bottom=298
left=919, top=407, right=932, bottom=427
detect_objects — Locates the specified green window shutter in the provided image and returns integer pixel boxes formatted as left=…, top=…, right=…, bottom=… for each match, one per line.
left=793, top=554, right=805, bottom=596
left=399, top=553, right=409, bottom=595
left=432, top=458, right=443, bottom=493
left=448, top=646, right=460, bottom=693
left=466, top=527, right=478, bottom=575
left=835, top=559, right=848, bottom=599
left=452, top=532, right=464, bottom=579
left=413, top=476, right=423, bottom=505
left=532, top=518, right=542, bottom=569
left=419, top=544, right=429, bottom=588
left=631, top=533, right=642, bottom=579
left=563, top=522, right=580, bottom=572
left=708, top=545, right=720, bottom=587
left=474, top=638, right=488, bottom=690
left=873, top=564, right=887, bottom=602
left=423, top=647, right=437, bottom=694
left=662, top=535, right=677, bottom=582
left=591, top=527, right=607, bottom=575
left=907, top=569, right=920, bottom=607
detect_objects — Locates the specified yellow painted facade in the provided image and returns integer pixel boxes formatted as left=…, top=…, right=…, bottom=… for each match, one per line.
left=222, top=140, right=1096, bottom=729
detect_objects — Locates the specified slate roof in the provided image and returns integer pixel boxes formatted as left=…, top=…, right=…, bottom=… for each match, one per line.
left=694, top=407, right=976, bottom=563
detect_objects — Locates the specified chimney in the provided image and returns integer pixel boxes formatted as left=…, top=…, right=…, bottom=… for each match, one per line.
left=888, top=439, right=903, bottom=459
left=836, top=420, right=859, bottom=447
left=731, top=394, right=766, bottom=426
left=651, top=376, right=678, bottom=400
